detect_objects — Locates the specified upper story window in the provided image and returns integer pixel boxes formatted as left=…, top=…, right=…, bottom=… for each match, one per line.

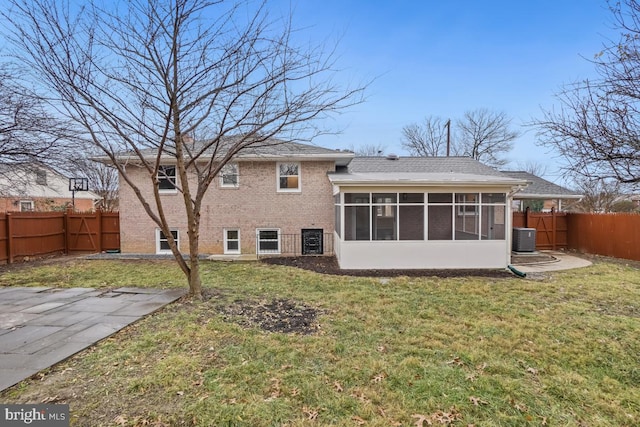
left=157, top=165, right=177, bottom=192
left=277, top=162, right=300, bottom=192
left=35, top=170, right=47, bottom=185
left=220, top=163, right=239, bottom=188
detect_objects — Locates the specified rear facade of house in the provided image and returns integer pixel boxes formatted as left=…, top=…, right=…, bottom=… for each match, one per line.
left=118, top=143, right=350, bottom=257
left=117, top=142, right=528, bottom=269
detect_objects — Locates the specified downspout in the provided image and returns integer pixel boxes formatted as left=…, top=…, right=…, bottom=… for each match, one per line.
left=507, top=264, right=527, bottom=278
left=507, top=184, right=528, bottom=275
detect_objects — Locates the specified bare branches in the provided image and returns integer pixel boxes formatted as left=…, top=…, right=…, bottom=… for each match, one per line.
left=535, top=0, right=640, bottom=186
left=401, top=110, right=519, bottom=167
left=0, top=65, right=74, bottom=168
left=456, top=108, right=519, bottom=168
left=401, top=116, right=449, bottom=156
left=352, top=143, right=386, bottom=156
left=5, top=0, right=365, bottom=297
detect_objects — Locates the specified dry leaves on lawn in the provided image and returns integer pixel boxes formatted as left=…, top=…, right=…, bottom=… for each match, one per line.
left=412, top=407, right=462, bottom=426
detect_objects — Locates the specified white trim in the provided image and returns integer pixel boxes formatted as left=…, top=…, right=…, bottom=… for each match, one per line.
left=220, top=163, right=239, bottom=188
left=256, top=228, right=281, bottom=254
left=336, top=240, right=509, bottom=269
left=19, top=200, right=34, bottom=212
left=156, top=228, right=179, bottom=254
left=276, top=162, right=301, bottom=193
left=224, top=228, right=241, bottom=254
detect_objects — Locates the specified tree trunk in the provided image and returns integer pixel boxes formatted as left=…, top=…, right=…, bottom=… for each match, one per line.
left=188, top=256, right=202, bottom=299
left=186, top=205, right=203, bottom=299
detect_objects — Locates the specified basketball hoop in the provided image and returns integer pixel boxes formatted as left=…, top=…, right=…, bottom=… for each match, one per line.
left=69, top=178, right=89, bottom=210
left=69, top=178, right=89, bottom=192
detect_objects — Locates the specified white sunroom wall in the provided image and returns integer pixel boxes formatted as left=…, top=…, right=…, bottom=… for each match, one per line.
left=333, top=185, right=516, bottom=269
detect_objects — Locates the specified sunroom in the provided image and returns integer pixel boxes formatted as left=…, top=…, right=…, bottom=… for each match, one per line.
left=329, top=157, right=528, bottom=270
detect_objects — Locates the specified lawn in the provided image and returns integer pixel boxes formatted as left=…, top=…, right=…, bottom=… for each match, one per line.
left=1, top=257, right=639, bottom=426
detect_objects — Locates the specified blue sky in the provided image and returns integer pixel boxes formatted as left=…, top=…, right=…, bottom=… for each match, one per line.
left=270, top=1, right=617, bottom=184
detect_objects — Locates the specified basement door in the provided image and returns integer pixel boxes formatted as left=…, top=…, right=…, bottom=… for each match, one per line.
left=301, top=229, right=323, bottom=255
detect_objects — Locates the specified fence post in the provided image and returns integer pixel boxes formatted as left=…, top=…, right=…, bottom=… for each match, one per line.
left=6, top=213, right=13, bottom=264
left=551, top=207, right=557, bottom=250
left=525, top=206, right=531, bottom=228
left=63, top=207, right=71, bottom=255
left=96, top=208, right=103, bottom=253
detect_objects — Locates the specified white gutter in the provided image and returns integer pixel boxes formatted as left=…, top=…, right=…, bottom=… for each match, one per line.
left=512, top=193, right=584, bottom=199
left=328, top=178, right=529, bottom=188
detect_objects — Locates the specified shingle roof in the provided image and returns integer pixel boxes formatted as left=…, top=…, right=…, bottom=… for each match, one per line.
left=113, top=137, right=353, bottom=165
left=329, top=156, right=528, bottom=187
left=500, top=171, right=582, bottom=198
left=346, top=156, right=506, bottom=176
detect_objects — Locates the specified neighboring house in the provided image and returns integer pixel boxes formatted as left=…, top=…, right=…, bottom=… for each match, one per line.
left=500, top=171, right=582, bottom=212
left=115, top=142, right=530, bottom=270
left=611, top=194, right=640, bottom=212
left=0, top=164, right=101, bottom=212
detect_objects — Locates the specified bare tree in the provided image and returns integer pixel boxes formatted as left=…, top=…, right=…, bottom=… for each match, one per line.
left=7, top=0, right=364, bottom=298
left=456, top=108, right=519, bottom=167
left=535, top=0, right=640, bottom=186
left=514, top=160, right=549, bottom=177
left=570, top=178, right=621, bottom=213
left=0, top=64, right=74, bottom=174
left=401, top=116, right=449, bottom=156
left=351, top=143, right=386, bottom=156
left=65, top=156, right=119, bottom=212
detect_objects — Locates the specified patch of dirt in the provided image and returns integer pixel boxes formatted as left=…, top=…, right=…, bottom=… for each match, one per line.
left=218, top=298, right=322, bottom=335
left=510, top=253, right=557, bottom=264
left=261, top=256, right=514, bottom=278
left=573, top=251, right=640, bottom=270
left=0, top=253, right=79, bottom=274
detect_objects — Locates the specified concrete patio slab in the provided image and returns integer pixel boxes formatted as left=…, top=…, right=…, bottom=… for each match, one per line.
left=0, top=286, right=186, bottom=392
left=511, top=251, right=592, bottom=273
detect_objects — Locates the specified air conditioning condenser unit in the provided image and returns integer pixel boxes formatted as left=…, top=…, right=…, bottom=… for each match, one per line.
left=512, top=227, right=536, bottom=252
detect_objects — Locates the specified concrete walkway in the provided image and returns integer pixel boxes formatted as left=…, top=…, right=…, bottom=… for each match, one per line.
left=0, top=286, right=186, bottom=392
left=511, top=251, right=592, bottom=273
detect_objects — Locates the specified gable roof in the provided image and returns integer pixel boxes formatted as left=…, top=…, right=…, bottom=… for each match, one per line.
left=329, top=156, right=528, bottom=187
left=107, top=137, right=354, bottom=166
left=500, top=171, right=582, bottom=199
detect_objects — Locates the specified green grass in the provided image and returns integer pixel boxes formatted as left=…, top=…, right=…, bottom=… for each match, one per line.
left=1, top=259, right=639, bottom=426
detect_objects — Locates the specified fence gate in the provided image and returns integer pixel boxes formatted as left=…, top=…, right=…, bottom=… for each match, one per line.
left=512, top=209, right=568, bottom=250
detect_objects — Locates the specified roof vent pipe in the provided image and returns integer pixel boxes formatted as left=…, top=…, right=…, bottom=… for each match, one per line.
left=386, top=153, right=398, bottom=160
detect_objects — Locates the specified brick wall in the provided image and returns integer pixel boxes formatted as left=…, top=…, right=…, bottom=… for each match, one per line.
left=119, top=160, right=336, bottom=254
left=0, top=197, right=94, bottom=212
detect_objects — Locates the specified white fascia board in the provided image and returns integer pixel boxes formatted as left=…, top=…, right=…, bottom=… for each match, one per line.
left=513, top=193, right=584, bottom=199
left=328, top=174, right=529, bottom=188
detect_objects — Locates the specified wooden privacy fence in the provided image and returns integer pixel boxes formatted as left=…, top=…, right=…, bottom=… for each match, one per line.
left=566, top=212, right=640, bottom=261
left=0, top=210, right=119, bottom=264
left=512, top=209, right=568, bottom=250
left=513, top=210, right=640, bottom=262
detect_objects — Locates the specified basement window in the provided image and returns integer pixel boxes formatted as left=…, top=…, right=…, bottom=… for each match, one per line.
left=156, top=229, right=179, bottom=254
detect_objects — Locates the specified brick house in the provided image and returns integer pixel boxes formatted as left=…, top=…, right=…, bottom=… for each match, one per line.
left=115, top=140, right=530, bottom=270
left=0, top=164, right=101, bottom=212
left=117, top=141, right=352, bottom=255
